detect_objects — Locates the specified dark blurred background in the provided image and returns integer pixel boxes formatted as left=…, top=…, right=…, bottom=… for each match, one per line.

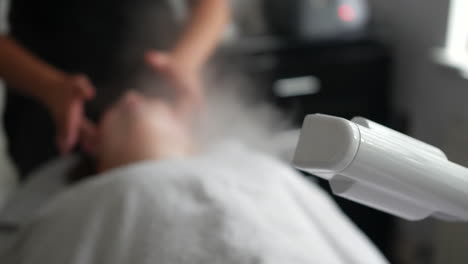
left=212, top=0, right=468, bottom=263
left=1, top=0, right=468, bottom=263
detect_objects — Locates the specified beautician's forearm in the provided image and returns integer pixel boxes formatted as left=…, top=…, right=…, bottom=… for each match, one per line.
left=172, top=0, right=230, bottom=71
left=0, top=35, right=65, bottom=103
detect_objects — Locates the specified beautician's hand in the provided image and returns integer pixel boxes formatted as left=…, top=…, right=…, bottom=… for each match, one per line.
left=42, top=74, right=95, bottom=155
left=145, top=51, right=203, bottom=114
left=0, top=37, right=96, bottom=154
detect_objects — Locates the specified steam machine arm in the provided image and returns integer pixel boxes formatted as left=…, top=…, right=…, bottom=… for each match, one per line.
left=293, top=114, right=468, bottom=221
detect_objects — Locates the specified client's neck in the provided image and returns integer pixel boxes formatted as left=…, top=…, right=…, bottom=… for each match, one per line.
left=96, top=142, right=194, bottom=173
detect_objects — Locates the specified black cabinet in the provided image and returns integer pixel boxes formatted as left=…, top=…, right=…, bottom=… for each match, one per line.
left=222, top=37, right=392, bottom=126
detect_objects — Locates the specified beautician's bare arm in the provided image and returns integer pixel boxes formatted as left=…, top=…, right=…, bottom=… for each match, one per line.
left=0, top=35, right=66, bottom=104
left=144, top=0, right=230, bottom=110
left=0, top=35, right=95, bottom=154
left=172, top=0, right=230, bottom=71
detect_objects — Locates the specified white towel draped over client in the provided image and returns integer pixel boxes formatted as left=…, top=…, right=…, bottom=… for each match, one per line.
left=0, top=91, right=388, bottom=264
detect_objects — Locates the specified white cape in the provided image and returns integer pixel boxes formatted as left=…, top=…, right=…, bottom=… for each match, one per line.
left=2, top=143, right=388, bottom=264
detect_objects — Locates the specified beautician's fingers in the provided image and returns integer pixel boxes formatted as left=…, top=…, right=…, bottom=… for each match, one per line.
left=145, top=51, right=170, bottom=71
left=58, top=97, right=81, bottom=154
left=74, top=74, right=96, bottom=99
left=144, top=51, right=204, bottom=114
left=79, top=118, right=99, bottom=156
left=55, top=74, right=96, bottom=155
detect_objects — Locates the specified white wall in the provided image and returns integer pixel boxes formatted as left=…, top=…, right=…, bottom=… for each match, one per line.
left=0, top=82, right=17, bottom=209
left=0, top=0, right=17, bottom=209
left=369, top=1, right=468, bottom=263
left=370, top=0, right=468, bottom=149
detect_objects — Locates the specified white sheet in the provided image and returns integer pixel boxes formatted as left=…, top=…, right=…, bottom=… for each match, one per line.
left=1, top=143, right=388, bottom=264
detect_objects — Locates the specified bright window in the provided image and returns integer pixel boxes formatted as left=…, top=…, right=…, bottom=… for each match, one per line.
left=435, top=0, right=468, bottom=77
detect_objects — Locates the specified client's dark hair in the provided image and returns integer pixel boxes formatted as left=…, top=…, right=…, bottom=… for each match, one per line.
left=66, top=65, right=177, bottom=184
left=64, top=0, right=182, bottom=183
left=67, top=152, right=96, bottom=184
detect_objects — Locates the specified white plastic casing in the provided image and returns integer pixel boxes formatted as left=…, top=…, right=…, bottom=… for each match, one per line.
left=293, top=114, right=468, bottom=221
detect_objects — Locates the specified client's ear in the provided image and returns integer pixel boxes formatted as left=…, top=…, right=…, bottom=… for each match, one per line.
left=80, top=119, right=99, bottom=156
